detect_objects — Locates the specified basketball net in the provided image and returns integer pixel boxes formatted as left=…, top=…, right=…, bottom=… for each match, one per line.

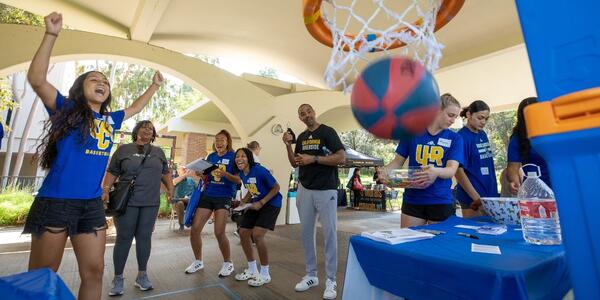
left=322, top=0, right=443, bottom=92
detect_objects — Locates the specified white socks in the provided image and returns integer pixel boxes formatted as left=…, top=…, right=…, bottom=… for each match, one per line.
left=248, top=260, right=258, bottom=274
left=260, top=265, right=270, bottom=277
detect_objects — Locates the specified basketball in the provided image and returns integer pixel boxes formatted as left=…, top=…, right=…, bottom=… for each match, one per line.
left=351, top=56, right=440, bottom=140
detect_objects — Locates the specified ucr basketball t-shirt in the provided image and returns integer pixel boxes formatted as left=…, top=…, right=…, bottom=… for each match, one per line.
left=37, top=91, right=125, bottom=199
left=239, top=164, right=282, bottom=208
left=455, top=127, right=498, bottom=204
left=395, top=128, right=464, bottom=205
left=203, top=151, right=237, bottom=198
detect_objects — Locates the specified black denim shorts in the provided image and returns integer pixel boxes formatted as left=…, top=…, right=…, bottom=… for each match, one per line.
left=240, top=204, right=281, bottom=231
left=23, top=197, right=107, bottom=237
left=401, top=202, right=456, bottom=222
left=197, top=195, right=231, bottom=211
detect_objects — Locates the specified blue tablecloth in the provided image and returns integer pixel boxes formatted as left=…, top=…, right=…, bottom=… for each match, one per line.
left=350, top=216, right=571, bottom=300
left=0, top=268, right=75, bottom=300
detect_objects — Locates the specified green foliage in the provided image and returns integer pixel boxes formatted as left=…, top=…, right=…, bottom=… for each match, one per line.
left=486, top=110, right=517, bottom=170
left=75, top=61, right=202, bottom=130
left=0, top=3, right=44, bottom=26
left=158, top=193, right=171, bottom=217
left=0, top=186, right=35, bottom=225
left=258, top=67, right=278, bottom=79
left=0, top=75, right=18, bottom=130
left=340, top=129, right=397, bottom=164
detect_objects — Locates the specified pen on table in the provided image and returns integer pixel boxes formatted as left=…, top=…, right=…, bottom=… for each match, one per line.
left=457, top=232, right=479, bottom=239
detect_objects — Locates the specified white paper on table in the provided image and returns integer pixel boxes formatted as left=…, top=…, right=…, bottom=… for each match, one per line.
left=471, top=243, right=502, bottom=255
left=361, top=229, right=434, bottom=245
left=186, top=158, right=215, bottom=172
left=455, top=225, right=480, bottom=230
left=233, top=203, right=252, bottom=212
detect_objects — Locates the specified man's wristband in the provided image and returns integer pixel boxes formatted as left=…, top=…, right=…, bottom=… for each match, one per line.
left=45, top=31, right=58, bottom=37
left=314, top=155, right=319, bottom=164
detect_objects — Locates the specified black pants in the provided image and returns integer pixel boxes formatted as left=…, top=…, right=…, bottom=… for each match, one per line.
left=353, top=190, right=361, bottom=208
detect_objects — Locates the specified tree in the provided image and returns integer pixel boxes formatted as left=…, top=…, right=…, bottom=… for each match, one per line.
left=75, top=61, right=202, bottom=130
left=340, top=129, right=397, bottom=165
left=486, top=110, right=516, bottom=171
left=258, top=67, right=278, bottom=79
left=0, top=3, right=44, bottom=26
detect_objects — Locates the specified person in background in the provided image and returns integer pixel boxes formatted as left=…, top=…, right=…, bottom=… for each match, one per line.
left=247, top=141, right=262, bottom=164
left=372, top=166, right=383, bottom=185
left=103, top=120, right=174, bottom=296
left=350, top=168, right=363, bottom=210
left=171, top=165, right=198, bottom=231
left=454, top=100, right=498, bottom=218
left=506, top=97, right=551, bottom=194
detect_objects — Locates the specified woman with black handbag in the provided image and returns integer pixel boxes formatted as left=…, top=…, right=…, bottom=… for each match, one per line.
left=23, top=12, right=163, bottom=300
left=102, top=120, right=174, bottom=296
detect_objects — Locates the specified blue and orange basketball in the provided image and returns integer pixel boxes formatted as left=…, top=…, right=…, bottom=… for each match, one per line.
left=351, top=56, right=440, bottom=140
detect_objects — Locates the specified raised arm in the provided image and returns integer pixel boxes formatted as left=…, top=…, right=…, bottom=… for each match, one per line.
left=27, top=12, right=62, bottom=111
left=123, top=71, right=164, bottom=120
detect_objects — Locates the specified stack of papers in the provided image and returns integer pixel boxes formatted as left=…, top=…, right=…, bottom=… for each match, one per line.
left=361, top=229, right=435, bottom=245
left=186, top=158, right=218, bottom=174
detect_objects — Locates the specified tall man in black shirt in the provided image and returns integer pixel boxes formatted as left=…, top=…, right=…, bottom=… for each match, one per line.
left=283, top=104, right=345, bottom=299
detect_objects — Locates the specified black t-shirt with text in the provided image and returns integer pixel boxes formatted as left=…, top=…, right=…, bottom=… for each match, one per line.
left=294, top=124, right=345, bottom=190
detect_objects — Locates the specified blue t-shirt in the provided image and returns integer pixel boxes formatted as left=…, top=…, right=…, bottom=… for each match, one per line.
left=203, top=151, right=237, bottom=198
left=507, top=135, right=552, bottom=188
left=395, top=129, right=464, bottom=205
left=38, top=92, right=125, bottom=199
left=239, top=164, right=282, bottom=208
left=455, top=127, right=499, bottom=204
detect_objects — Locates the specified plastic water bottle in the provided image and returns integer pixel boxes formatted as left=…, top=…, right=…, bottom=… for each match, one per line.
left=517, top=164, right=562, bottom=245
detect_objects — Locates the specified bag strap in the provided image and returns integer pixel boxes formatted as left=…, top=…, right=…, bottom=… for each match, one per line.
left=130, top=145, right=152, bottom=183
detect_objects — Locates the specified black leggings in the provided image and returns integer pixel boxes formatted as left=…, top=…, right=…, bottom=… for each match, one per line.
left=353, top=190, right=361, bottom=208
left=113, top=206, right=159, bottom=275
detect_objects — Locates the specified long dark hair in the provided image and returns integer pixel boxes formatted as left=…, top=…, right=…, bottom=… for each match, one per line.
left=510, top=97, right=538, bottom=161
left=460, top=100, right=490, bottom=118
left=233, top=148, right=256, bottom=174
left=36, top=71, right=112, bottom=169
left=132, top=120, right=157, bottom=143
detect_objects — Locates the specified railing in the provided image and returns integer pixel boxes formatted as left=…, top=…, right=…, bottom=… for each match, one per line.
left=0, top=176, right=45, bottom=191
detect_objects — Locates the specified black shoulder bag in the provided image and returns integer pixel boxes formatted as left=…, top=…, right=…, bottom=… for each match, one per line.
left=106, top=145, right=152, bottom=217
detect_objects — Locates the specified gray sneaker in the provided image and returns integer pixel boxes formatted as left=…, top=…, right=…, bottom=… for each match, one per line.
left=108, top=275, right=124, bottom=296
left=135, top=273, right=153, bottom=291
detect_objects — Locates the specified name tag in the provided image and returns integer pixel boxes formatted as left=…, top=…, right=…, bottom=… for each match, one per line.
left=248, top=177, right=257, bottom=184
left=437, top=138, right=452, bottom=148
left=481, top=167, right=490, bottom=175
left=221, top=159, right=230, bottom=164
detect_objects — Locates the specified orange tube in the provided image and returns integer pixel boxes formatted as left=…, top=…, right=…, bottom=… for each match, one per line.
left=303, top=0, right=465, bottom=51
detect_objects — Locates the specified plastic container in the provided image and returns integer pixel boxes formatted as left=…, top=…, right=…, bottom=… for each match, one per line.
left=385, top=167, right=431, bottom=189
left=517, top=164, right=561, bottom=245
left=480, top=197, right=520, bottom=225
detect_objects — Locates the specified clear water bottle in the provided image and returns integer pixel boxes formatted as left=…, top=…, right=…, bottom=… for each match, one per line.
left=517, top=164, right=562, bottom=245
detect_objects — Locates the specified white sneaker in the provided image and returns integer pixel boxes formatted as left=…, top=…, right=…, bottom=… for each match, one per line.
left=218, top=262, right=234, bottom=277
left=294, top=275, right=319, bottom=292
left=184, top=260, right=204, bottom=274
left=248, top=274, right=271, bottom=287
left=323, top=279, right=337, bottom=299
left=235, top=269, right=258, bottom=281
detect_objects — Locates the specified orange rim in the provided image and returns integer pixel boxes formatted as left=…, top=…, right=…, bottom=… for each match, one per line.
left=303, top=0, right=465, bottom=51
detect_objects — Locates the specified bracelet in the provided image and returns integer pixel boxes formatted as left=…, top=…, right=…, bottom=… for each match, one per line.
left=45, top=31, right=58, bottom=37
left=314, top=155, right=319, bottom=164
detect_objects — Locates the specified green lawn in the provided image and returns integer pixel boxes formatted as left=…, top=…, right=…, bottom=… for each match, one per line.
left=0, top=187, right=34, bottom=226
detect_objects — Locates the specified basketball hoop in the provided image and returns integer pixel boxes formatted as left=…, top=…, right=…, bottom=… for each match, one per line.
left=303, top=0, right=465, bottom=91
